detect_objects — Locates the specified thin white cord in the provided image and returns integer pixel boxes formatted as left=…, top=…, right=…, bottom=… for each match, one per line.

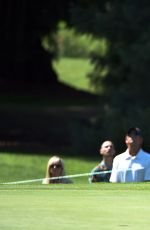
left=0, top=170, right=112, bottom=185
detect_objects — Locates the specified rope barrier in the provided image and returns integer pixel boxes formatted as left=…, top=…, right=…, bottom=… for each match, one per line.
left=0, top=170, right=112, bottom=185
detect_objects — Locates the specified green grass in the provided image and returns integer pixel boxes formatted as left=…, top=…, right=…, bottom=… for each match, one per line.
left=0, top=152, right=98, bottom=184
left=1, top=153, right=150, bottom=230
left=53, top=57, right=94, bottom=93
left=0, top=186, right=150, bottom=230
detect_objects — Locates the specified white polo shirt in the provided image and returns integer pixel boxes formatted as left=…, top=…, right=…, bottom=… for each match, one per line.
left=110, top=149, right=150, bottom=182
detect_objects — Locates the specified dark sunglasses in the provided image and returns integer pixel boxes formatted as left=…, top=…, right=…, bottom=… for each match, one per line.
left=50, top=164, right=62, bottom=169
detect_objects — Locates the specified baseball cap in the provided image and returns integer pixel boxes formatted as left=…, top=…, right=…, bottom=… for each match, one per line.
left=127, top=127, right=142, bottom=136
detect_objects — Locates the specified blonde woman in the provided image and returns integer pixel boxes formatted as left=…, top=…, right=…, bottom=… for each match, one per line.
left=42, top=156, right=72, bottom=184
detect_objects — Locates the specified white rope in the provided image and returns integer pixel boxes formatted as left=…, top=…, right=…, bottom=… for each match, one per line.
left=0, top=170, right=112, bottom=185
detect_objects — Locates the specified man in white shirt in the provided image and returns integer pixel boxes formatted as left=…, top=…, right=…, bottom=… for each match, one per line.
left=110, top=127, right=150, bottom=182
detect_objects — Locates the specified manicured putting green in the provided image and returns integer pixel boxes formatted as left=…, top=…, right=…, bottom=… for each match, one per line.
left=0, top=184, right=150, bottom=230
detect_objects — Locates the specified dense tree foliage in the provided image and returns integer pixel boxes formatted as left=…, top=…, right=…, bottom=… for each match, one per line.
left=1, top=0, right=150, bottom=153
left=71, top=0, right=150, bottom=108
left=70, top=0, right=150, bottom=151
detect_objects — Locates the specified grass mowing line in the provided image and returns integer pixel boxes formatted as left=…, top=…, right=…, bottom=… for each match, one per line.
left=0, top=182, right=150, bottom=191
left=0, top=188, right=150, bottom=230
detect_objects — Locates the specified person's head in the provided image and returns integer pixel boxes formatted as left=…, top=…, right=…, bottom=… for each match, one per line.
left=46, top=155, right=65, bottom=178
left=100, top=140, right=115, bottom=158
left=125, top=127, right=143, bottom=154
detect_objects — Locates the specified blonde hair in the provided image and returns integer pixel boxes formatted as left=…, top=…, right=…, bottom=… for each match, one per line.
left=43, top=156, right=65, bottom=184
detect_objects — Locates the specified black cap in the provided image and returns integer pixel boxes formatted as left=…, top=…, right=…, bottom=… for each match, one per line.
left=127, top=127, right=142, bottom=136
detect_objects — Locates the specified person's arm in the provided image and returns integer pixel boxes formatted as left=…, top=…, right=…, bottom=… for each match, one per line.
left=89, top=166, right=100, bottom=183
